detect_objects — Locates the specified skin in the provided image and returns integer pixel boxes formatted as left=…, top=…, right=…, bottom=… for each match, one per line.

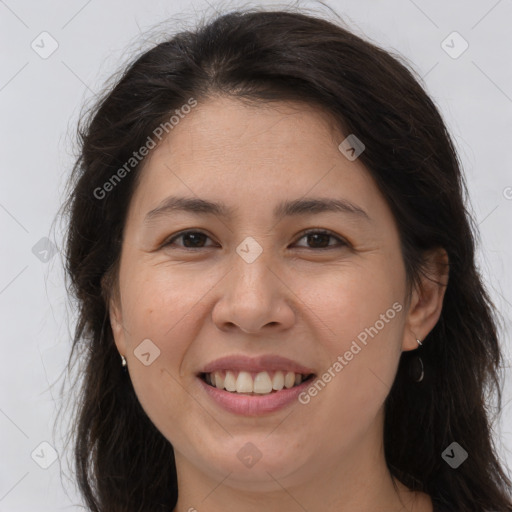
left=109, top=96, right=448, bottom=512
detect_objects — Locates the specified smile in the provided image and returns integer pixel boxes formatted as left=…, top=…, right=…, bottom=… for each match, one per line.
left=200, top=370, right=313, bottom=394
left=196, top=354, right=317, bottom=415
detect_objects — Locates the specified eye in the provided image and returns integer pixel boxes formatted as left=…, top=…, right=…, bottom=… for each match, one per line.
left=293, top=229, right=348, bottom=250
left=162, top=230, right=217, bottom=249
left=162, top=229, right=348, bottom=251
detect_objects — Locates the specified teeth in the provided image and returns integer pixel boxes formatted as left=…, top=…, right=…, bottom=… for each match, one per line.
left=284, top=371, right=295, bottom=389
left=214, top=372, right=225, bottom=389
left=204, top=370, right=309, bottom=394
left=236, top=371, right=253, bottom=393
left=253, top=372, right=273, bottom=394
left=272, top=370, right=284, bottom=391
left=224, top=371, right=236, bottom=392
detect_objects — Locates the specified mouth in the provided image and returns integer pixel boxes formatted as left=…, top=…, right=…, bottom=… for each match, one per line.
left=199, top=370, right=316, bottom=396
left=196, top=354, right=317, bottom=414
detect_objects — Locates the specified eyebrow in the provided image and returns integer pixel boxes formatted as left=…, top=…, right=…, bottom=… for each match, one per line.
left=144, top=195, right=371, bottom=224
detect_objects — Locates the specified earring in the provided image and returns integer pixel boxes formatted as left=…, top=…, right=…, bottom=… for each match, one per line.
left=121, top=355, right=127, bottom=371
left=408, top=338, right=424, bottom=383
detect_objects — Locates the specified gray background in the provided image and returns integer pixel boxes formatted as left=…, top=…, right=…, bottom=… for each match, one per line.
left=1, top=0, right=511, bottom=510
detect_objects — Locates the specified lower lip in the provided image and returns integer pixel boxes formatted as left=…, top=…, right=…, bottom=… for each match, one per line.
left=197, top=375, right=315, bottom=416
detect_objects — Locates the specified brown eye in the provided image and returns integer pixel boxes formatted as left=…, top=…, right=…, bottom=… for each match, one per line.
left=163, top=231, right=216, bottom=249
left=162, top=229, right=347, bottom=251
left=293, top=230, right=347, bottom=249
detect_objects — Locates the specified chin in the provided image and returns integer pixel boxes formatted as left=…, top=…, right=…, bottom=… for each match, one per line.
left=201, top=439, right=311, bottom=487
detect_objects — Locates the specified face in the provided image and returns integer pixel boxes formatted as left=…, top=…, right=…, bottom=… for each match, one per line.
left=109, top=96, right=426, bottom=492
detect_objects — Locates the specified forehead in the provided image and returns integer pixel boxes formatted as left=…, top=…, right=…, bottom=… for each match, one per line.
left=176, top=97, right=341, bottom=161
left=127, top=96, right=380, bottom=222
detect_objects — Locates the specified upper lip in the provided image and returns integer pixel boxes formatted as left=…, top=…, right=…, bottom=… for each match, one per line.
left=199, top=355, right=316, bottom=375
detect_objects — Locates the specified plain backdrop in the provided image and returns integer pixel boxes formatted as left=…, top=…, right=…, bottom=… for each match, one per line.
left=1, top=0, right=511, bottom=510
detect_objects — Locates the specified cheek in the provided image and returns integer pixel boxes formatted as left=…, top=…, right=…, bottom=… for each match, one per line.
left=312, top=257, right=405, bottom=343
left=118, top=268, right=214, bottom=439
left=308, top=257, right=405, bottom=401
left=121, top=264, right=216, bottom=341
left=116, top=266, right=209, bottom=392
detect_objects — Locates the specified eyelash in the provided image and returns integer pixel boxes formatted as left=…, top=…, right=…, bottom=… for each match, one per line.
left=162, top=229, right=348, bottom=251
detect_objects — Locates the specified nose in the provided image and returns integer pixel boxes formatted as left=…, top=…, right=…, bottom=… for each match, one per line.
left=211, top=248, right=296, bottom=334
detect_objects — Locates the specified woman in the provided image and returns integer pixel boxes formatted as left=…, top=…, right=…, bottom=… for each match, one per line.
left=60, top=6, right=512, bottom=512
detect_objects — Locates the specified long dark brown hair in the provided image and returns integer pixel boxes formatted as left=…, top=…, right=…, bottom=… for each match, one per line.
left=57, top=5, right=512, bottom=511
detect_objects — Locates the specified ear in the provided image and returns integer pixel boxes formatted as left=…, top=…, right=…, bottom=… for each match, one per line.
left=101, top=270, right=127, bottom=356
left=402, top=247, right=449, bottom=351
left=109, top=296, right=127, bottom=355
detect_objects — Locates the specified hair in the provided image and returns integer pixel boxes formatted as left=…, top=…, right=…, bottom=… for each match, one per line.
left=58, top=5, right=512, bottom=512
